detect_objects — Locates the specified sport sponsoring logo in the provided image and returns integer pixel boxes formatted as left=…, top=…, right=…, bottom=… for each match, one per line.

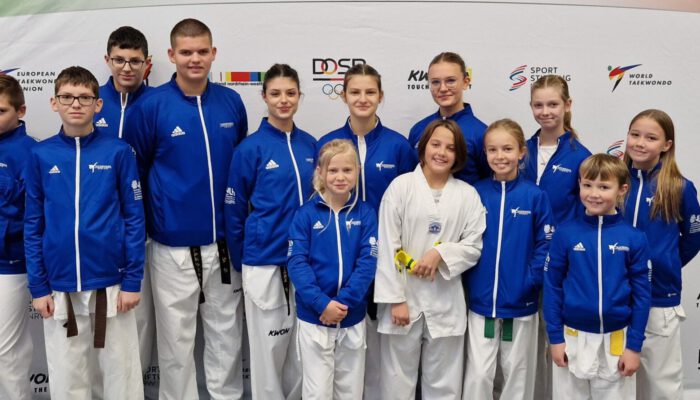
left=216, top=71, right=265, bottom=87
left=606, top=139, right=625, bottom=158
left=608, top=64, right=672, bottom=92
left=508, top=65, right=572, bottom=91
left=312, top=58, right=366, bottom=100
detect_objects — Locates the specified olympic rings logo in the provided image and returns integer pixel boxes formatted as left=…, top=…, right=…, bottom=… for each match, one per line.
left=321, top=83, right=344, bottom=100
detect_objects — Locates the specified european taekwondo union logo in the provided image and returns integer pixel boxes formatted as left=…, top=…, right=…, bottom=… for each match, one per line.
left=608, top=64, right=641, bottom=92
left=0, top=68, right=20, bottom=75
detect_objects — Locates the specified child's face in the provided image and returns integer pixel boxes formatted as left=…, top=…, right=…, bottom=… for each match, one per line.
left=168, top=35, right=216, bottom=84
left=342, top=75, right=382, bottom=121
left=579, top=176, right=628, bottom=216
left=423, top=126, right=456, bottom=177
left=51, top=83, right=102, bottom=132
left=322, top=152, right=358, bottom=199
left=262, top=77, right=299, bottom=126
left=625, top=117, right=672, bottom=171
left=0, top=94, right=25, bottom=135
left=484, top=128, right=525, bottom=181
left=105, top=46, right=150, bottom=93
left=530, top=87, right=571, bottom=133
left=428, top=62, right=468, bottom=111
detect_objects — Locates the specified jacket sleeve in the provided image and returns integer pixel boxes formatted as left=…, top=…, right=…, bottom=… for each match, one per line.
left=287, top=207, right=332, bottom=315
left=528, top=190, right=554, bottom=290
left=0, top=167, right=24, bottom=219
left=335, top=206, right=378, bottom=308
left=435, top=189, right=486, bottom=280
left=122, top=101, right=156, bottom=179
left=235, top=97, right=248, bottom=146
left=374, top=184, right=407, bottom=303
left=679, top=180, right=700, bottom=266
left=225, top=143, right=256, bottom=271
left=117, top=145, right=146, bottom=293
left=626, top=232, right=652, bottom=352
left=543, top=230, right=568, bottom=345
left=24, top=151, right=50, bottom=298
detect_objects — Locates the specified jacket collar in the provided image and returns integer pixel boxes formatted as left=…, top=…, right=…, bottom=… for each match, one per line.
left=0, top=121, right=26, bottom=142
left=630, top=161, right=662, bottom=180
left=58, top=126, right=100, bottom=146
left=489, top=173, right=524, bottom=191
left=340, top=117, right=383, bottom=146
left=103, top=77, right=149, bottom=104
left=168, top=73, right=212, bottom=103
left=434, top=103, right=475, bottom=120
left=582, top=212, right=623, bottom=226
left=258, top=117, right=299, bottom=140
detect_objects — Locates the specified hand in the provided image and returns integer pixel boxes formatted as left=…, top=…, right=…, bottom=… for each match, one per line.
left=33, top=295, right=55, bottom=318
left=411, top=248, right=442, bottom=281
left=391, top=302, right=410, bottom=326
left=618, top=349, right=641, bottom=377
left=319, top=300, right=348, bottom=325
left=551, top=343, right=568, bottom=367
left=117, top=291, right=141, bottom=313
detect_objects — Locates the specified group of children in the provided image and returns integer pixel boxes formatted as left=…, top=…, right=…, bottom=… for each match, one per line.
left=0, top=16, right=698, bottom=400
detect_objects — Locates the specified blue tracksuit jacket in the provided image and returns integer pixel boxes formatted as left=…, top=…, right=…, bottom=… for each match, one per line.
left=94, top=78, right=151, bottom=139
left=225, top=118, right=316, bottom=271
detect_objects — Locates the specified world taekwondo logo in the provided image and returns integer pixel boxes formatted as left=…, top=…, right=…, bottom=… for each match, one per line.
left=606, top=140, right=625, bottom=159
left=510, top=207, right=532, bottom=217
left=0, top=68, right=20, bottom=75
left=608, top=64, right=641, bottom=92
left=551, top=164, right=572, bottom=173
left=509, top=65, right=528, bottom=91
left=375, top=161, right=395, bottom=171
left=608, top=243, right=630, bottom=254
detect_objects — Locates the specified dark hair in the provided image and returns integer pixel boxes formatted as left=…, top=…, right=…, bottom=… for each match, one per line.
left=342, top=63, right=381, bottom=92
left=418, top=119, right=467, bottom=173
left=0, top=75, right=25, bottom=110
left=262, top=64, right=300, bottom=94
left=54, top=66, right=99, bottom=97
left=107, top=26, right=149, bottom=57
left=170, top=18, right=212, bottom=47
left=429, top=52, right=468, bottom=78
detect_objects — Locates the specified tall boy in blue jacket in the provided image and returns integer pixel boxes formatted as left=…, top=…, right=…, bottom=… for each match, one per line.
left=124, top=18, right=248, bottom=400
left=25, top=66, right=145, bottom=400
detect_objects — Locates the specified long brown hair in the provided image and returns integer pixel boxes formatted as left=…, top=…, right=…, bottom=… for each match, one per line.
left=623, top=109, right=683, bottom=222
left=417, top=119, right=467, bottom=174
left=530, top=75, right=577, bottom=141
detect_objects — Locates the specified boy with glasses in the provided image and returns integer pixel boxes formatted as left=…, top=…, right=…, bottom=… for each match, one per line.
left=25, top=66, right=146, bottom=400
left=0, top=74, right=36, bottom=400
left=125, top=19, right=247, bottom=400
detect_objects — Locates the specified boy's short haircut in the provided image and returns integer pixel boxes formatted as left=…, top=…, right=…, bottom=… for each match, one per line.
left=54, top=66, right=100, bottom=98
left=169, top=18, right=212, bottom=47
left=0, top=74, right=25, bottom=110
left=107, top=26, right=149, bottom=57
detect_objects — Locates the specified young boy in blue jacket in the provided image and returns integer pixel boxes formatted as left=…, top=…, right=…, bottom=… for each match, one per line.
left=544, top=154, right=651, bottom=400
left=0, top=74, right=35, bottom=400
left=25, top=66, right=145, bottom=400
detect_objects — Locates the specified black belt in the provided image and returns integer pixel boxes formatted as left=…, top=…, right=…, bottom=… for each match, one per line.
left=280, top=265, right=291, bottom=316
left=64, top=288, right=107, bottom=348
left=190, top=239, right=233, bottom=304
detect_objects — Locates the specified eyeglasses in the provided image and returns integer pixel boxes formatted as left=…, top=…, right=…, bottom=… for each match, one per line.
left=55, top=95, right=98, bottom=106
left=429, top=77, right=461, bottom=90
left=109, top=57, right=146, bottom=70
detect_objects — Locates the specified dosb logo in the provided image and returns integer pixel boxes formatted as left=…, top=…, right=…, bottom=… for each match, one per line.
left=312, top=58, right=366, bottom=100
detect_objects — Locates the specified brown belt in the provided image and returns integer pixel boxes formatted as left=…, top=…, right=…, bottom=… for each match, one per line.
left=64, top=288, right=107, bottom=348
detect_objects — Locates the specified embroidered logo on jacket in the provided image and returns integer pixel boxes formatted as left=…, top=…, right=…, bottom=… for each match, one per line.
left=95, top=118, right=108, bottom=128
left=171, top=126, right=185, bottom=137
left=511, top=207, right=532, bottom=217
left=376, top=161, right=396, bottom=171
left=287, top=240, right=293, bottom=257
left=89, top=162, right=112, bottom=173
left=645, top=197, right=653, bottom=206
left=265, top=159, right=280, bottom=170
left=219, top=122, right=234, bottom=128
left=225, top=187, right=236, bottom=205
left=544, top=224, right=555, bottom=240
left=345, top=219, right=361, bottom=230
left=369, top=236, right=378, bottom=257
left=313, top=221, right=324, bottom=230
left=551, top=164, right=572, bottom=173
left=573, top=242, right=586, bottom=252
left=132, top=180, right=142, bottom=200
left=0, top=163, right=7, bottom=168
left=689, top=214, right=700, bottom=234
left=608, top=243, right=630, bottom=254
left=306, top=158, right=314, bottom=163
left=49, top=165, right=61, bottom=174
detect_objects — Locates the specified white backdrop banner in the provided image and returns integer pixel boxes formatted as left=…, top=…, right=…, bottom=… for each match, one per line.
left=2, top=1, right=699, bottom=398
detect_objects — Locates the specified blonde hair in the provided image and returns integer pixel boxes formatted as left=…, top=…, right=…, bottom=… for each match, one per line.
left=530, top=75, right=578, bottom=141
left=623, top=109, right=683, bottom=222
left=312, top=139, right=360, bottom=221
left=579, top=154, right=630, bottom=210
left=484, top=118, right=528, bottom=154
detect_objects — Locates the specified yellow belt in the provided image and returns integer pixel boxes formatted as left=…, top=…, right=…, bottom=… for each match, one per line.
left=565, top=327, right=625, bottom=356
left=394, top=243, right=441, bottom=274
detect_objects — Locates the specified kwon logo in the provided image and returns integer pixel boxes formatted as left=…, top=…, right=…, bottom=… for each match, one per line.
left=376, top=161, right=395, bottom=171
left=95, top=117, right=109, bottom=128
left=606, top=140, right=625, bottom=159
left=225, top=187, right=236, bottom=205
left=608, top=64, right=672, bottom=92
left=407, top=69, right=429, bottom=90
left=551, top=164, right=572, bottom=174
left=171, top=126, right=185, bottom=137
left=608, top=243, right=630, bottom=254
left=89, top=162, right=112, bottom=173
left=268, top=328, right=290, bottom=336
left=511, top=207, right=532, bottom=217
left=313, top=58, right=366, bottom=100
